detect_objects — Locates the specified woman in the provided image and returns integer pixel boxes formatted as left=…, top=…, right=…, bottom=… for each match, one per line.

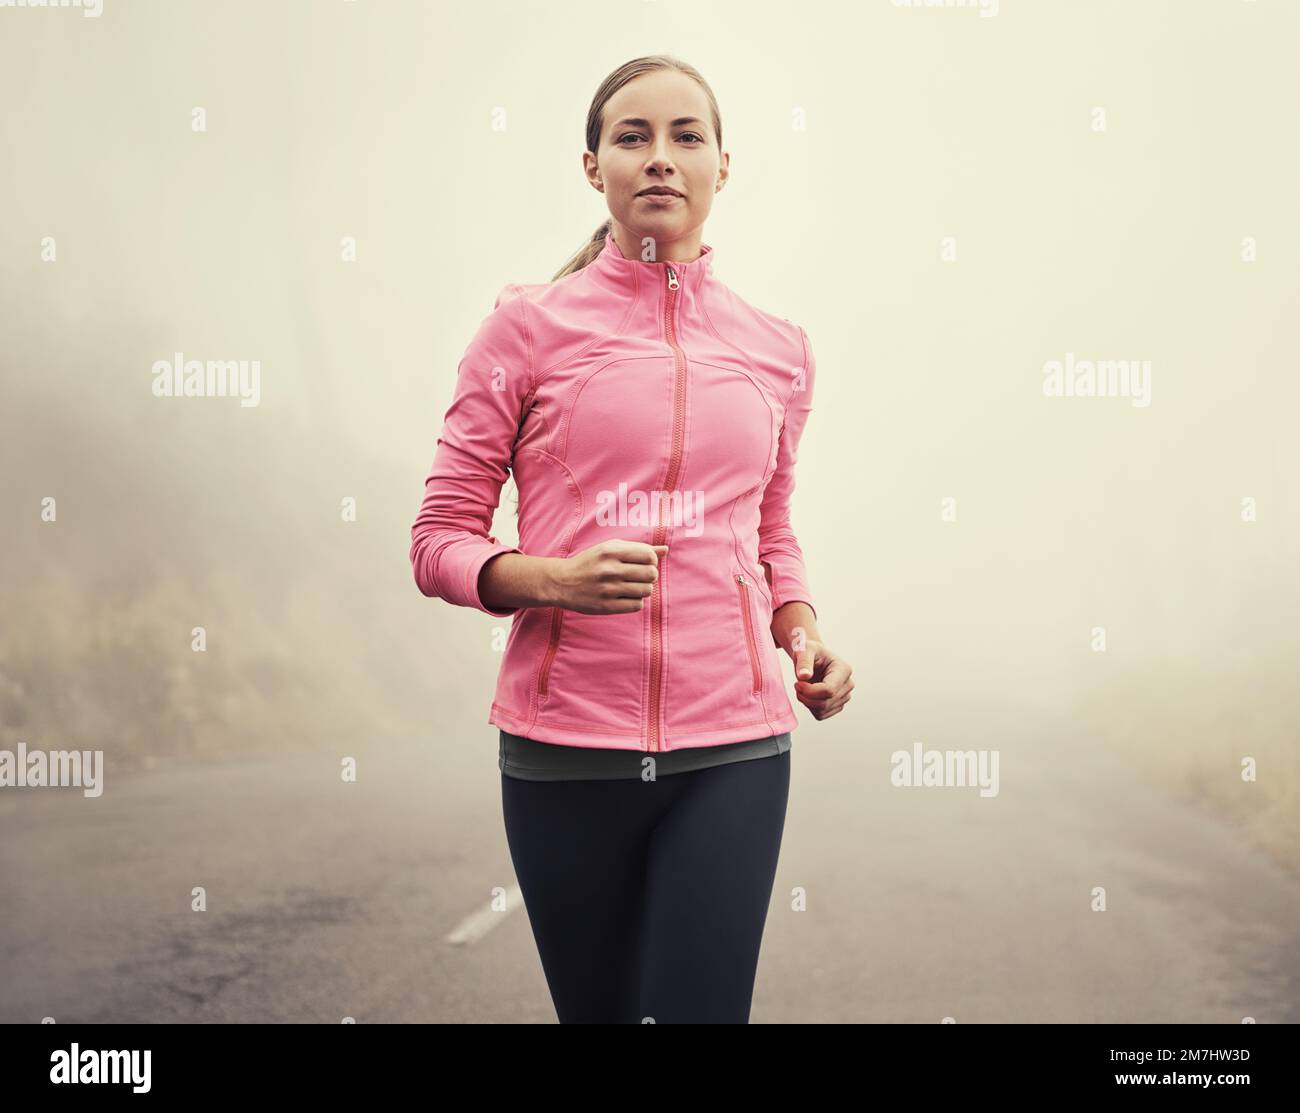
left=410, top=55, right=853, bottom=1023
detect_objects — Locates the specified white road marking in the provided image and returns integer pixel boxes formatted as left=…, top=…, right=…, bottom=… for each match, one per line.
left=445, top=883, right=525, bottom=945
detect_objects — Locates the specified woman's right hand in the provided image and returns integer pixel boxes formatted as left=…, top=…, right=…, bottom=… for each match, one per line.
left=548, top=540, right=668, bottom=614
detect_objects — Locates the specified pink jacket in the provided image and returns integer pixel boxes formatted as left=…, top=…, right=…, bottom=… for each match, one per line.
left=410, top=231, right=818, bottom=752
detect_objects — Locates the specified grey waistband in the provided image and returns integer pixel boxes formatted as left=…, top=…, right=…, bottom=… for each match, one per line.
left=499, top=729, right=792, bottom=782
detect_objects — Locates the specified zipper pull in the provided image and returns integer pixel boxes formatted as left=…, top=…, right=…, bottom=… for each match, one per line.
left=736, top=572, right=749, bottom=585
left=666, top=264, right=679, bottom=291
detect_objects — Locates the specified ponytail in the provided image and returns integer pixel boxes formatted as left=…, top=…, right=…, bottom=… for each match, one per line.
left=551, top=219, right=612, bottom=282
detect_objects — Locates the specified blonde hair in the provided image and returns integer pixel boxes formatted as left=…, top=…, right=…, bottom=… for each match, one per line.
left=551, top=55, right=723, bottom=282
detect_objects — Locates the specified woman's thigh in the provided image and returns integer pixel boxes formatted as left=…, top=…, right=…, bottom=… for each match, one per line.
left=635, top=752, right=792, bottom=1023
left=500, top=774, right=672, bottom=1023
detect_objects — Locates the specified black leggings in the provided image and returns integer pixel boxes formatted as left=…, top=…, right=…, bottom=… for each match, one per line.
left=501, top=750, right=791, bottom=1023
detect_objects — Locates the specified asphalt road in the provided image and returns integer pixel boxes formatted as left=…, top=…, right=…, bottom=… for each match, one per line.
left=2, top=716, right=1297, bottom=1023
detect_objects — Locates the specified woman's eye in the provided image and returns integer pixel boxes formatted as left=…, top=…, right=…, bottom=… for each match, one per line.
left=616, top=132, right=704, bottom=145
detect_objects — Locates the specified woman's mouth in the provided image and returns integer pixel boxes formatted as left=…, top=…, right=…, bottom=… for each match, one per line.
left=638, top=192, right=684, bottom=205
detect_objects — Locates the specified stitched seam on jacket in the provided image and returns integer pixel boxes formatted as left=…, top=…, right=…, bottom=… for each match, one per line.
left=711, top=362, right=779, bottom=614
left=528, top=268, right=642, bottom=386
left=520, top=450, right=585, bottom=731
left=508, top=284, right=537, bottom=396
left=493, top=703, right=639, bottom=735
left=554, top=355, right=666, bottom=462
left=494, top=703, right=788, bottom=736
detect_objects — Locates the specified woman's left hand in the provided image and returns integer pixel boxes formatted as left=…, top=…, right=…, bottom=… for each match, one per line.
left=786, top=638, right=854, bottom=721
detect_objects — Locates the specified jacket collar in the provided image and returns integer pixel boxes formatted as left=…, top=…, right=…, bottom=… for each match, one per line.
left=585, top=229, right=715, bottom=297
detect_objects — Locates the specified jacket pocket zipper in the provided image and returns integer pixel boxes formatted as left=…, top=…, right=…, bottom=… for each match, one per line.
left=536, top=607, right=564, bottom=699
left=735, top=573, right=763, bottom=694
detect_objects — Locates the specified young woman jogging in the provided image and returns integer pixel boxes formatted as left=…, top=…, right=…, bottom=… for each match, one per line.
left=410, top=55, right=853, bottom=1023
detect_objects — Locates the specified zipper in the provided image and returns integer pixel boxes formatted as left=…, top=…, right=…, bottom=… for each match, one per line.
left=735, top=573, right=763, bottom=693
left=536, top=606, right=564, bottom=699
left=646, top=262, right=687, bottom=752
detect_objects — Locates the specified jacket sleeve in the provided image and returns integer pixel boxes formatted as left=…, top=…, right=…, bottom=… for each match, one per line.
left=409, top=286, right=533, bottom=617
left=758, top=324, right=818, bottom=622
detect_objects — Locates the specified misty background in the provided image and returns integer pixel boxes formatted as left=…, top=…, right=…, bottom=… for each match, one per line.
left=1, top=0, right=1297, bottom=1022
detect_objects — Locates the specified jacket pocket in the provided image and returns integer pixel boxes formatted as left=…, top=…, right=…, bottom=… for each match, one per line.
left=536, top=607, right=564, bottom=700
left=734, top=573, right=763, bottom=694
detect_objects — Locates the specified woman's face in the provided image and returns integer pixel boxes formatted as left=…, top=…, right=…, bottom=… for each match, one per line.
left=585, top=69, right=728, bottom=252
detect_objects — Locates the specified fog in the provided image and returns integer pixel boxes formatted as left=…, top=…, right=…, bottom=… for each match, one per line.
left=1, top=0, right=1296, bottom=1022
